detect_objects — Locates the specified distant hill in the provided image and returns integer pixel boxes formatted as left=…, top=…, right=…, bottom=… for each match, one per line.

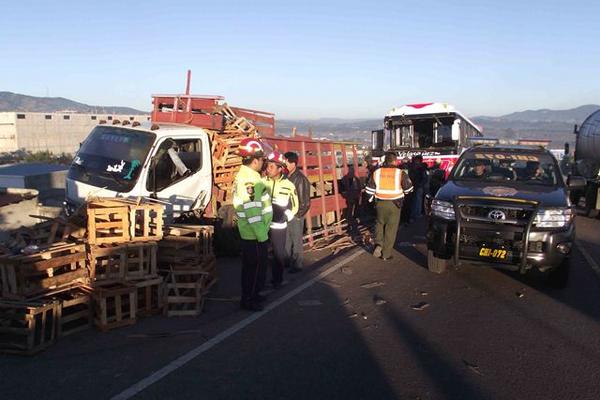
left=488, top=105, right=600, bottom=123
left=0, top=92, right=147, bottom=114
left=278, top=105, right=600, bottom=149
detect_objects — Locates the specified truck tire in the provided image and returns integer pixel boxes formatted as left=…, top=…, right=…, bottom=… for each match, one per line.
left=547, top=259, right=570, bottom=289
left=427, top=250, right=449, bottom=274
left=214, top=205, right=241, bottom=256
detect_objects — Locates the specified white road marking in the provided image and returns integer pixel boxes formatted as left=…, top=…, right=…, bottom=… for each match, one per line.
left=110, top=248, right=366, bottom=400
left=575, top=240, right=600, bottom=280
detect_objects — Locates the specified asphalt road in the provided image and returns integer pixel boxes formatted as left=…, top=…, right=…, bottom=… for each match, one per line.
left=2, top=215, right=600, bottom=400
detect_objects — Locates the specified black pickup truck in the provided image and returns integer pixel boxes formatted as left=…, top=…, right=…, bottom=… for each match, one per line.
left=426, top=144, right=586, bottom=288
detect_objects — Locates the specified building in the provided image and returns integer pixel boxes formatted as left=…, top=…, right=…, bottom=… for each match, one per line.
left=0, top=112, right=150, bottom=155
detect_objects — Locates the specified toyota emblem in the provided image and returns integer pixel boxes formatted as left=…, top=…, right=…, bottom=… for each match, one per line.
left=488, top=210, right=506, bottom=220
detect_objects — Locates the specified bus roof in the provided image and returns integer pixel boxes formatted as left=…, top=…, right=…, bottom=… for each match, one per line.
left=385, top=102, right=482, bottom=134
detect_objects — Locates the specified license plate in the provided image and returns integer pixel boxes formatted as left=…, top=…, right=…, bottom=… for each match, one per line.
left=478, top=247, right=508, bottom=260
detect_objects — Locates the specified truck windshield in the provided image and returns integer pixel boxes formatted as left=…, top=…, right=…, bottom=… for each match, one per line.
left=68, top=126, right=155, bottom=192
left=452, top=152, right=560, bottom=186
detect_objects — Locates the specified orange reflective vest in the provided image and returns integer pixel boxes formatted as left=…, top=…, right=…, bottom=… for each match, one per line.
left=368, top=167, right=407, bottom=200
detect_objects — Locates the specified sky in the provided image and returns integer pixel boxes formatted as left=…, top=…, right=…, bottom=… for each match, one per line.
left=0, top=0, right=598, bottom=119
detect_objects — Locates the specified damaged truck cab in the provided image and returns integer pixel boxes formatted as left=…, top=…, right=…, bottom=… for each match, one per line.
left=426, top=140, right=586, bottom=288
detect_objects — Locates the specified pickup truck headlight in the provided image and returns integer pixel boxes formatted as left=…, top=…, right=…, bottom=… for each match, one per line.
left=533, top=208, right=573, bottom=228
left=431, top=199, right=455, bottom=220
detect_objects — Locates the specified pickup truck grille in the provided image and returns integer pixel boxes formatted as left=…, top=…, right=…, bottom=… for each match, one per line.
left=461, top=205, right=532, bottom=222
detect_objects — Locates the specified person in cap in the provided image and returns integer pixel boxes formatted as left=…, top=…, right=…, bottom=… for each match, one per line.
left=465, top=159, right=488, bottom=179
left=233, top=138, right=273, bottom=311
left=264, top=151, right=299, bottom=288
left=365, top=152, right=413, bottom=260
left=283, top=151, right=311, bottom=273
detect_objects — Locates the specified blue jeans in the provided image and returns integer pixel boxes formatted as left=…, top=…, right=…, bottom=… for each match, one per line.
left=412, top=187, right=424, bottom=218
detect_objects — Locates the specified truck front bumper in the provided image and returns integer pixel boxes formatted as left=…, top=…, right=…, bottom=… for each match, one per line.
left=426, top=216, right=574, bottom=272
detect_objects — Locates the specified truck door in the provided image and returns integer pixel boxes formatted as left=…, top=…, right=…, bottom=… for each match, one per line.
left=144, top=136, right=212, bottom=217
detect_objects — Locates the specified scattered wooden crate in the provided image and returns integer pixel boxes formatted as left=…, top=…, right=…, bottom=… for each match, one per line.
left=88, top=242, right=157, bottom=283
left=0, top=299, right=59, bottom=355
left=92, top=283, right=136, bottom=331
left=87, top=198, right=164, bottom=245
left=0, top=242, right=88, bottom=299
left=131, top=277, right=163, bottom=316
left=159, top=225, right=214, bottom=267
left=164, top=269, right=207, bottom=317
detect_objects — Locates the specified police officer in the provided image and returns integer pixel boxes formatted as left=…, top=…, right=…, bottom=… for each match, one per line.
left=233, top=138, right=273, bottom=311
left=264, top=151, right=299, bottom=288
left=365, top=152, right=413, bottom=260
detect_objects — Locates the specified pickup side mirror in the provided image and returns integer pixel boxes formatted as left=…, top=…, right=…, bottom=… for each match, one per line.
left=567, top=175, right=586, bottom=190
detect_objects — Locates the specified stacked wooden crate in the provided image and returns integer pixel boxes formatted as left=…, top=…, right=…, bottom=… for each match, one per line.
left=86, top=197, right=164, bottom=330
left=0, top=240, right=90, bottom=355
left=159, top=225, right=216, bottom=317
left=0, top=197, right=219, bottom=355
left=210, top=105, right=259, bottom=203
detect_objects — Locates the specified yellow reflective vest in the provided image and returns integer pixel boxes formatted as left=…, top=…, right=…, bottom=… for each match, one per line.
left=232, top=165, right=273, bottom=242
left=264, top=175, right=299, bottom=230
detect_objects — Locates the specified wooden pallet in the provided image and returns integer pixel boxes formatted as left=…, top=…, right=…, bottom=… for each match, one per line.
left=0, top=242, right=88, bottom=299
left=9, top=216, right=85, bottom=247
left=88, top=242, right=158, bottom=283
left=50, top=285, right=93, bottom=337
left=131, top=277, right=164, bottom=317
left=0, top=299, right=58, bottom=355
left=164, top=269, right=207, bottom=317
left=87, top=198, right=164, bottom=245
left=92, top=283, right=136, bottom=331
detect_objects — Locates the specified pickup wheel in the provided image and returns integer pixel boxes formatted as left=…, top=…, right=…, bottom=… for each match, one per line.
left=547, top=259, right=570, bottom=289
left=427, top=250, right=449, bottom=274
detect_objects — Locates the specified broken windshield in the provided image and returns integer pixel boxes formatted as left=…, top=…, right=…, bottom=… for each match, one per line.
left=68, top=126, right=155, bottom=192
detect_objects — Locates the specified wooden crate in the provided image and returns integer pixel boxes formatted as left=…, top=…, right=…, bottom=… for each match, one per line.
left=0, top=300, right=58, bottom=355
left=164, top=269, right=207, bottom=317
left=87, top=198, right=164, bottom=245
left=49, top=286, right=93, bottom=337
left=92, top=283, right=136, bottom=331
left=88, top=242, right=158, bottom=283
left=9, top=217, right=85, bottom=247
left=159, top=225, right=214, bottom=267
left=131, top=277, right=164, bottom=317
left=87, top=200, right=130, bottom=245
left=0, top=243, right=88, bottom=299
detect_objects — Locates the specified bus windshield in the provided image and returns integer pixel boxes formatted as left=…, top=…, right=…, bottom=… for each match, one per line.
left=68, top=126, right=155, bottom=192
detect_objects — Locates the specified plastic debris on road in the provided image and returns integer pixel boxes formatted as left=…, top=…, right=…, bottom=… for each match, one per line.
left=360, top=281, right=385, bottom=289
left=410, top=301, right=430, bottom=311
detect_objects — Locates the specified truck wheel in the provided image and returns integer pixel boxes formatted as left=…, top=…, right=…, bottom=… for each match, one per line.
left=547, top=259, right=570, bottom=289
left=214, top=205, right=241, bottom=256
left=427, top=250, right=449, bottom=274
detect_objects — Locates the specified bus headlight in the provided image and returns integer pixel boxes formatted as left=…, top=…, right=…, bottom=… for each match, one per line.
left=533, top=208, right=573, bottom=228
left=431, top=199, right=455, bottom=220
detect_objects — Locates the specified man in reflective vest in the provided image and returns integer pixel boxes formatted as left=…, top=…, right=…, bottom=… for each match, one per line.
left=233, top=138, right=273, bottom=311
left=264, top=151, right=299, bottom=288
left=365, top=152, right=413, bottom=260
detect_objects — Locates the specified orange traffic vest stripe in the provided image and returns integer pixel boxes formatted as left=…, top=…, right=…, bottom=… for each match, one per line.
left=374, top=167, right=404, bottom=200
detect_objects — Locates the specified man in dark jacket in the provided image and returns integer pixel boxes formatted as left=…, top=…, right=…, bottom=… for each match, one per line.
left=284, top=151, right=311, bottom=273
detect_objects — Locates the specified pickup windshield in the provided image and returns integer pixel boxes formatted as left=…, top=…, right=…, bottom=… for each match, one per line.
left=68, top=126, right=155, bottom=192
left=452, top=152, right=560, bottom=186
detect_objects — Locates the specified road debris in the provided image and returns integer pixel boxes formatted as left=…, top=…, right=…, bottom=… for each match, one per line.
left=515, top=291, right=525, bottom=298
left=361, top=312, right=368, bottom=320
left=373, top=295, right=387, bottom=306
left=419, top=290, right=429, bottom=296
left=341, top=298, right=351, bottom=306
left=340, top=266, right=353, bottom=275
left=410, top=301, right=430, bottom=311
left=320, top=279, right=342, bottom=288
left=348, top=312, right=358, bottom=319
left=297, top=300, right=323, bottom=307
left=462, top=359, right=483, bottom=376
left=361, top=281, right=385, bottom=289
